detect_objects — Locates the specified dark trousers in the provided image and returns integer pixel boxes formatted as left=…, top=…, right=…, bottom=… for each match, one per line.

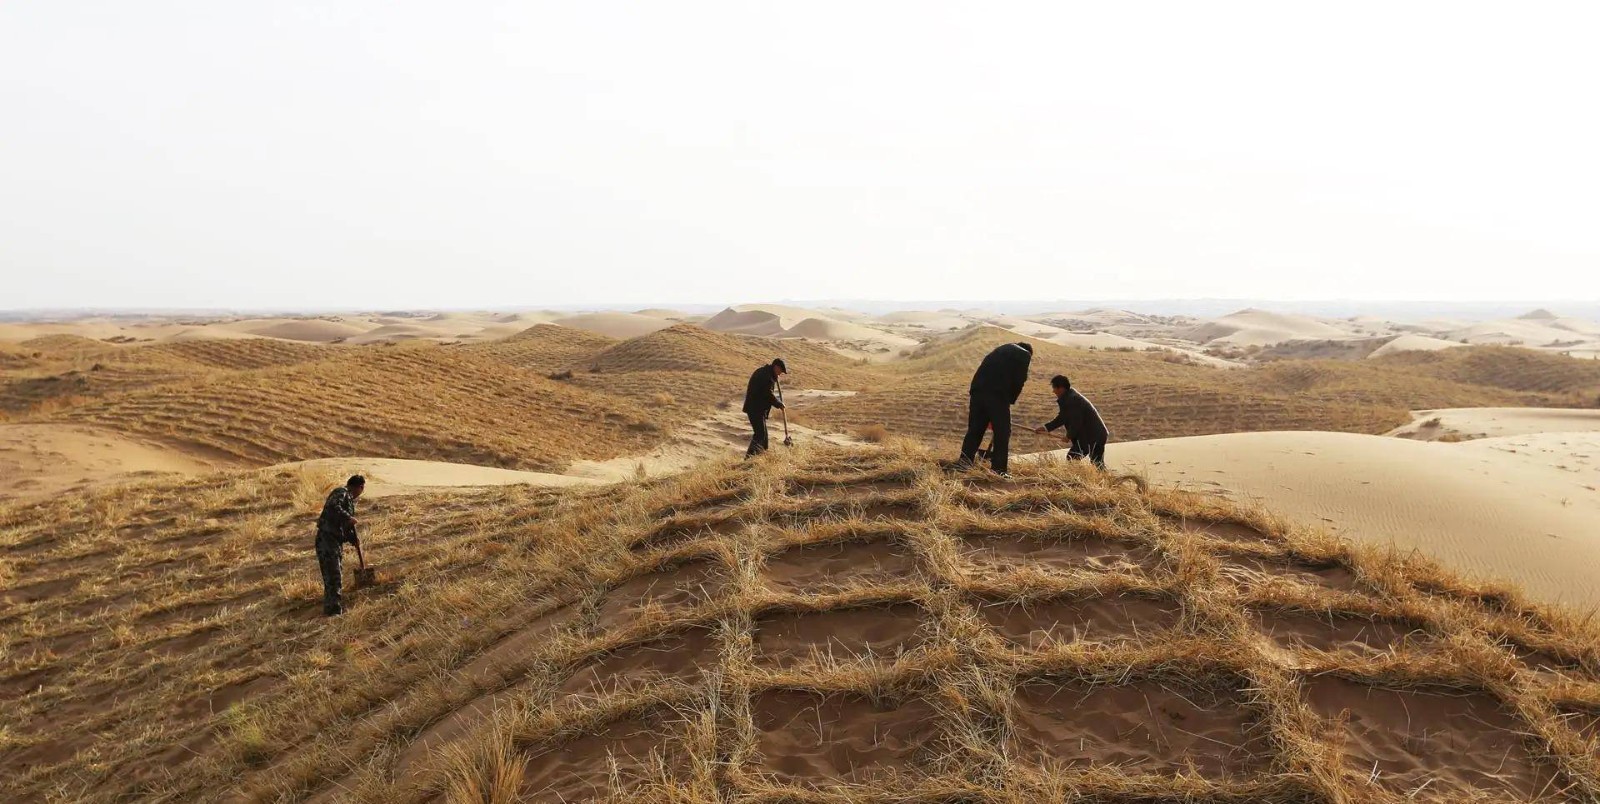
left=959, top=394, right=1012, bottom=473
left=315, top=537, right=344, bottom=615
left=1069, top=439, right=1107, bottom=469
left=745, top=411, right=769, bottom=457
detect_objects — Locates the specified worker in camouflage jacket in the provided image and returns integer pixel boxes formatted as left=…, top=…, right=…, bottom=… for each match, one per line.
left=315, top=475, right=365, bottom=616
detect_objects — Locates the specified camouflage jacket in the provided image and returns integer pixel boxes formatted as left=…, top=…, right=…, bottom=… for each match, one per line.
left=316, top=486, right=358, bottom=544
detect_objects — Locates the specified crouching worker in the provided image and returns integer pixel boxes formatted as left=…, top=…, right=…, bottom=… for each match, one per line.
left=315, top=475, right=365, bottom=616
left=1037, top=375, right=1109, bottom=469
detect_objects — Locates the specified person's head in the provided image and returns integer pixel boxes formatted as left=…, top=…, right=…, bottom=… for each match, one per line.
left=346, top=475, right=366, bottom=499
left=771, top=358, right=787, bottom=377
left=1016, top=342, right=1033, bottom=355
left=1050, top=375, right=1070, bottom=398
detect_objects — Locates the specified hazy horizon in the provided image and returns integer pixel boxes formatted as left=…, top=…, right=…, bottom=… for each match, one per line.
left=5, top=2, right=1598, bottom=308
left=7, top=298, right=1600, bottom=324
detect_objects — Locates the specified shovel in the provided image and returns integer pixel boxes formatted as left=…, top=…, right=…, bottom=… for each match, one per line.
left=353, top=541, right=377, bottom=588
left=775, top=378, right=794, bottom=447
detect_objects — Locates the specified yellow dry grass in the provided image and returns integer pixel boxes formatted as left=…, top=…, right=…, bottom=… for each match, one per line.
left=1374, top=345, right=1600, bottom=401
left=3, top=443, right=1598, bottom=802
left=47, top=347, right=662, bottom=471
left=459, top=324, right=619, bottom=375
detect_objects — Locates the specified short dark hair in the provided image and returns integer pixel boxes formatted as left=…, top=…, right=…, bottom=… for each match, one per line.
left=1051, top=375, right=1070, bottom=390
left=1016, top=342, right=1033, bottom=354
left=347, top=475, right=366, bottom=488
left=772, top=358, right=787, bottom=372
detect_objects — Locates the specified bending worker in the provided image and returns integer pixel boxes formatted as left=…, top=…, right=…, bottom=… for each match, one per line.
left=1036, top=374, right=1109, bottom=468
left=742, top=358, right=787, bottom=458
left=957, top=341, right=1033, bottom=475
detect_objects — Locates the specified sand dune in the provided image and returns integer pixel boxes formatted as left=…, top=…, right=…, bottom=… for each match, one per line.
left=1445, top=318, right=1585, bottom=347
left=12, top=443, right=1595, bottom=802
left=1387, top=407, right=1600, bottom=440
left=784, top=317, right=917, bottom=349
left=164, top=326, right=259, bottom=341
left=550, top=312, right=676, bottom=339
left=240, top=319, right=373, bottom=342
left=702, top=303, right=837, bottom=335
left=873, top=310, right=972, bottom=330
left=1071, top=431, right=1600, bottom=609
left=1180, top=308, right=1350, bottom=347
left=702, top=305, right=916, bottom=359
left=1367, top=333, right=1466, bottom=358
left=0, top=423, right=224, bottom=500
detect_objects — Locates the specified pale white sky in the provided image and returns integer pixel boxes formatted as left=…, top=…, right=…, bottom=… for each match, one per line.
left=3, top=1, right=1597, bottom=309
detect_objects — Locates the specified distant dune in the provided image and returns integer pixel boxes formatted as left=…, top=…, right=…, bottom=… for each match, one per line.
left=1367, top=333, right=1466, bottom=358
left=1180, top=308, right=1351, bottom=347
left=239, top=319, right=372, bottom=342
left=551, top=311, right=677, bottom=339
left=703, top=304, right=916, bottom=358
left=874, top=310, right=971, bottom=330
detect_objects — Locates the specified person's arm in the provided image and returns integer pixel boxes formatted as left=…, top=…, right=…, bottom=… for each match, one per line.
left=338, top=493, right=360, bottom=546
left=1043, top=403, right=1067, bottom=433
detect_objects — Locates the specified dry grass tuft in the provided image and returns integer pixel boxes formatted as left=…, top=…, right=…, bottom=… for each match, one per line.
left=853, top=423, right=890, bottom=443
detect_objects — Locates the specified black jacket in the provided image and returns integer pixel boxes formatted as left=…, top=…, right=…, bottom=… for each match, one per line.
left=969, top=343, right=1032, bottom=404
left=742, top=365, right=784, bottom=416
left=1045, top=388, right=1109, bottom=443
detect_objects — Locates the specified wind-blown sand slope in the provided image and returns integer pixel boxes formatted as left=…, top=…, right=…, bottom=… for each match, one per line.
left=1388, top=407, right=1600, bottom=440
left=1087, top=431, right=1600, bottom=610
left=0, top=424, right=224, bottom=500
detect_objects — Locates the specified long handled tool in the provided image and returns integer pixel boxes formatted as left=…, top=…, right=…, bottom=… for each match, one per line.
left=774, top=378, right=794, bottom=447
left=354, top=540, right=377, bottom=587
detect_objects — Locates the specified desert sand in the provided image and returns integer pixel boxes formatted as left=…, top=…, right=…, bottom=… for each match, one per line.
left=550, top=312, right=677, bottom=339
left=1178, top=308, right=1353, bottom=347
left=1366, top=332, right=1466, bottom=358
left=0, top=423, right=223, bottom=499
left=1388, top=407, right=1600, bottom=440
left=702, top=304, right=917, bottom=359
left=1077, top=430, right=1600, bottom=609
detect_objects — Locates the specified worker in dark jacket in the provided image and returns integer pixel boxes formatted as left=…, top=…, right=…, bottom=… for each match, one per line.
left=742, top=358, right=787, bottom=458
left=1036, top=375, right=1109, bottom=468
left=315, top=475, right=364, bottom=616
left=957, top=342, right=1032, bottom=474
